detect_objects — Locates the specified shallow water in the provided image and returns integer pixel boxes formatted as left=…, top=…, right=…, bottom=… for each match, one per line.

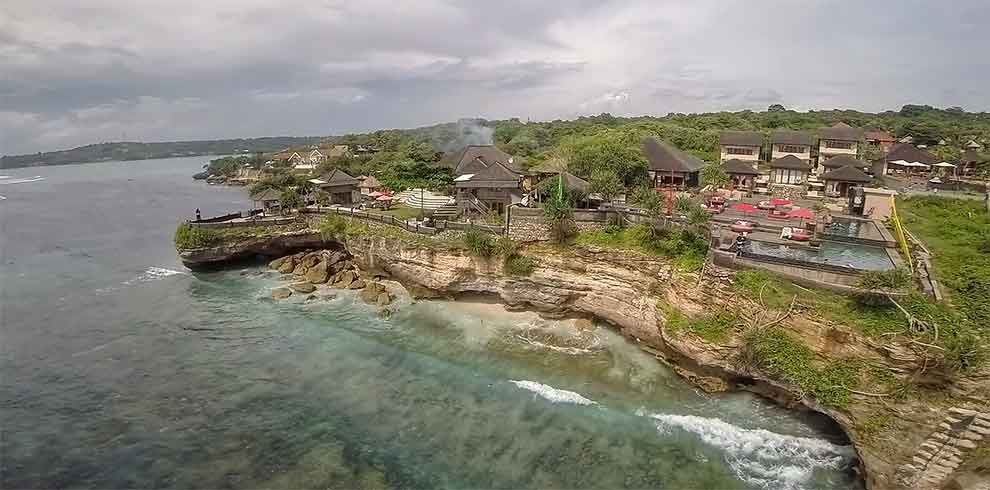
left=1, top=158, right=863, bottom=489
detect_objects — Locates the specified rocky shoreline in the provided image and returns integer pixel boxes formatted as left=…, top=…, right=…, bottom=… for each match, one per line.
left=178, top=229, right=990, bottom=490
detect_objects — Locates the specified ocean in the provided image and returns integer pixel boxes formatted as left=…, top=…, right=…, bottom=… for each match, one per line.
left=0, top=157, right=863, bottom=489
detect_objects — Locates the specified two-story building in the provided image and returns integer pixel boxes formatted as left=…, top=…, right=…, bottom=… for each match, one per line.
left=817, top=122, right=864, bottom=172
left=770, top=130, right=815, bottom=166
left=864, top=129, right=896, bottom=153
left=718, top=131, right=763, bottom=166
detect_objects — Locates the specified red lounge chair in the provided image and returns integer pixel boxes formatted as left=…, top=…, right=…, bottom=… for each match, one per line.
left=730, top=220, right=755, bottom=233
left=767, top=209, right=790, bottom=220
left=789, top=230, right=812, bottom=241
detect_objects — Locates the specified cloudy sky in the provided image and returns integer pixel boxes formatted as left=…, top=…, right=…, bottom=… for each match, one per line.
left=2, top=0, right=989, bottom=155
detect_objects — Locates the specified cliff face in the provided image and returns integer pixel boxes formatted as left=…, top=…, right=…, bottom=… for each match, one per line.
left=342, top=235, right=988, bottom=490
left=177, top=229, right=989, bottom=490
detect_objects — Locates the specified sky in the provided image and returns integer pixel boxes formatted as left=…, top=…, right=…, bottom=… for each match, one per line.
left=2, top=0, right=990, bottom=155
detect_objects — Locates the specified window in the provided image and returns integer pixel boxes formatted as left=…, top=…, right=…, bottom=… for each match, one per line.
left=772, top=168, right=804, bottom=185
left=778, top=145, right=807, bottom=153
left=825, top=140, right=854, bottom=150
left=726, top=147, right=754, bottom=155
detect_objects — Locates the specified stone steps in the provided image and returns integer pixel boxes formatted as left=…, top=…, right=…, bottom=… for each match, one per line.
left=899, top=407, right=989, bottom=488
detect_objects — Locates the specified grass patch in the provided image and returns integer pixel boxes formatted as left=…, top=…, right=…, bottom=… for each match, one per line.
left=898, top=196, right=990, bottom=329
left=463, top=227, right=497, bottom=257
left=657, top=300, right=737, bottom=343
left=855, top=411, right=895, bottom=443
left=576, top=223, right=707, bottom=271
left=657, top=300, right=690, bottom=335
left=318, top=214, right=369, bottom=240
left=741, top=327, right=860, bottom=408
left=378, top=204, right=423, bottom=221
left=174, top=223, right=220, bottom=250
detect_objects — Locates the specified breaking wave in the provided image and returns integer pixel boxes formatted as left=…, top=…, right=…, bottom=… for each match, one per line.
left=639, top=410, right=856, bottom=489
left=125, top=266, right=186, bottom=284
left=509, top=380, right=597, bottom=406
left=0, top=176, right=44, bottom=185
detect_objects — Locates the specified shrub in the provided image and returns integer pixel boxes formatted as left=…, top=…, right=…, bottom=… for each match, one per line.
left=493, top=235, right=519, bottom=258
left=174, top=223, right=220, bottom=250
left=318, top=214, right=368, bottom=240
left=741, top=328, right=860, bottom=408
left=463, top=227, right=496, bottom=257
left=857, top=267, right=912, bottom=291
left=503, top=254, right=536, bottom=276
left=688, top=310, right=738, bottom=343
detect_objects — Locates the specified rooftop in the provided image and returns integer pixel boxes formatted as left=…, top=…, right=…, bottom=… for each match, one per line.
left=770, top=130, right=815, bottom=146
left=719, top=131, right=763, bottom=147
left=643, top=137, right=704, bottom=173
left=821, top=165, right=872, bottom=183
left=820, top=122, right=864, bottom=141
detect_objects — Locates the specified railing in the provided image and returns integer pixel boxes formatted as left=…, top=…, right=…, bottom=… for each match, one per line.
left=309, top=206, right=505, bottom=236
left=187, top=214, right=302, bottom=229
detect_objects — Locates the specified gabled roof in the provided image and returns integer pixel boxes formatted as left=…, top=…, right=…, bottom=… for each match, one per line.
left=440, top=145, right=515, bottom=174
left=885, top=143, right=936, bottom=165
left=252, top=188, right=282, bottom=201
left=864, top=129, right=896, bottom=143
left=320, top=144, right=350, bottom=158
left=770, top=130, right=815, bottom=146
left=820, top=122, right=864, bottom=141
left=769, top=155, right=811, bottom=170
left=722, top=159, right=760, bottom=175
left=966, top=140, right=981, bottom=149
left=822, top=154, right=868, bottom=169
left=643, top=137, right=704, bottom=173
left=539, top=171, right=589, bottom=194
left=359, top=175, right=382, bottom=188
left=821, top=165, right=872, bottom=183
left=455, top=160, right=521, bottom=188
left=316, top=168, right=360, bottom=186
left=719, top=131, right=763, bottom=147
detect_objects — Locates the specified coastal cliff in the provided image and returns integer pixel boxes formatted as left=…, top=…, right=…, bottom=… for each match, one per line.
left=178, top=227, right=990, bottom=490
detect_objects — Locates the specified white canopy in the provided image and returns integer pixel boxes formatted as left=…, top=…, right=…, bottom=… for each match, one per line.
left=890, top=159, right=910, bottom=166
left=932, top=162, right=956, bottom=168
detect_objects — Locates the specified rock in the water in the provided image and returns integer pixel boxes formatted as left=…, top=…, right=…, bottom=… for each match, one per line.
left=302, top=254, right=321, bottom=268
left=348, top=279, right=366, bottom=290
left=271, top=287, right=292, bottom=300
left=359, top=282, right=385, bottom=304
left=277, top=257, right=296, bottom=274
left=269, top=256, right=290, bottom=270
left=279, top=274, right=295, bottom=281
left=290, top=282, right=316, bottom=293
left=376, top=293, right=392, bottom=306
left=574, top=318, right=595, bottom=331
left=292, top=263, right=309, bottom=276
left=306, top=260, right=330, bottom=284
left=336, top=271, right=355, bottom=288
left=325, top=251, right=347, bottom=266
left=305, top=294, right=318, bottom=301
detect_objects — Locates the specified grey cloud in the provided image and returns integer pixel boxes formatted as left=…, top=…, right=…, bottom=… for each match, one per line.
left=2, top=0, right=989, bottom=155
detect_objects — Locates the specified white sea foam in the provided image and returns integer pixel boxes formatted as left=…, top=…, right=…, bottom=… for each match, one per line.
left=638, top=410, right=855, bottom=489
left=509, top=380, right=597, bottom=406
left=0, top=176, right=44, bottom=185
left=122, top=266, right=187, bottom=285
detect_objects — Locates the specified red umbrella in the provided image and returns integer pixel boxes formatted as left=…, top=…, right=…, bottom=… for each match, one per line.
left=731, top=202, right=758, bottom=213
left=771, top=198, right=792, bottom=206
left=375, top=195, right=394, bottom=201
left=788, top=208, right=815, bottom=219
left=368, top=191, right=385, bottom=197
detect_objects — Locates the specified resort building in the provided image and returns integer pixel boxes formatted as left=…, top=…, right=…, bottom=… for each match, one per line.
left=358, top=175, right=383, bottom=195
left=818, top=122, right=863, bottom=171
left=310, top=168, right=361, bottom=205
left=643, top=137, right=704, bottom=189
left=252, top=188, right=282, bottom=212
left=768, top=155, right=811, bottom=185
left=454, top=160, right=524, bottom=215
left=821, top=165, right=872, bottom=197
left=961, top=140, right=982, bottom=175
left=718, top=131, right=763, bottom=165
left=864, top=129, right=897, bottom=153
left=721, top=159, right=760, bottom=190
left=880, top=143, right=937, bottom=175
left=442, top=145, right=517, bottom=176
left=821, top=155, right=871, bottom=174
left=770, top=130, right=815, bottom=165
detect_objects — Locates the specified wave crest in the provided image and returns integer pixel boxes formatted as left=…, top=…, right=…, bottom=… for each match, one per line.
left=509, top=380, right=597, bottom=406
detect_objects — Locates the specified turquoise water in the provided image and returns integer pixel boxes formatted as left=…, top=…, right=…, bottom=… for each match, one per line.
left=824, top=219, right=885, bottom=242
left=745, top=240, right=894, bottom=271
left=1, top=158, right=862, bottom=489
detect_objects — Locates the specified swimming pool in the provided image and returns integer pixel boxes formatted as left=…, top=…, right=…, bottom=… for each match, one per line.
left=824, top=218, right=886, bottom=243
left=744, top=240, right=894, bottom=271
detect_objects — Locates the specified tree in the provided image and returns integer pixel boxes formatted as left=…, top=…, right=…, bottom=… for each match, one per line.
left=589, top=170, right=623, bottom=203
left=279, top=188, right=303, bottom=213
left=699, top=163, right=729, bottom=189
left=767, top=104, right=786, bottom=112
left=563, top=129, right=649, bottom=185
left=543, top=176, right=576, bottom=243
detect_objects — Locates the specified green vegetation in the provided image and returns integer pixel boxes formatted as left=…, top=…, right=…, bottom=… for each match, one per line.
left=732, top=268, right=987, bottom=374
left=658, top=300, right=737, bottom=343
left=378, top=204, right=423, bottom=221
left=576, top=223, right=707, bottom=271
left=174, top=223, right=220, bottom=250
left=857, top=267, right=912, bottom=291
left=542, top=177, right=577, bottom=243
left=700, top=163, right=729, bottom=189
left=741, top=328, right=860, bottom=408
left=249, top=172, right=314, bottom=199
left=318, top=214, right=369, bottom=241
left=463, top=227, right=497, bottom=257
left=503, top=254, right=536, bottom=276
left=897, top=196, right=990, bottom=328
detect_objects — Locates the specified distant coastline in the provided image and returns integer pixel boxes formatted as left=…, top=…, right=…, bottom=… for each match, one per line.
left=0, top=136, right=323, bottom=170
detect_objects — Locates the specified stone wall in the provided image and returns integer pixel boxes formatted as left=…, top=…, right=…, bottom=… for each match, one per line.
left=507, top=207, right=611, bottom=242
